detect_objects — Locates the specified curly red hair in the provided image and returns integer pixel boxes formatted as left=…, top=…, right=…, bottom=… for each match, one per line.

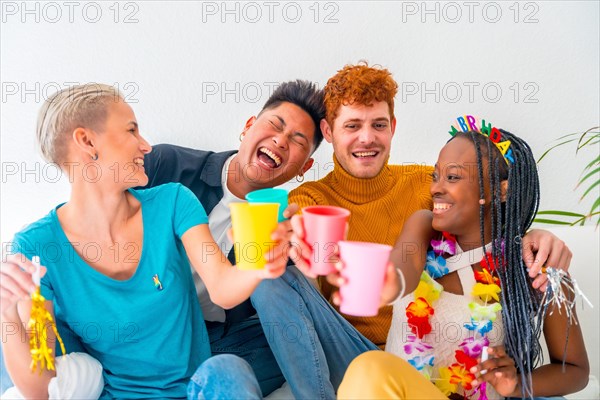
left=324, top=62, right=398, bottom=126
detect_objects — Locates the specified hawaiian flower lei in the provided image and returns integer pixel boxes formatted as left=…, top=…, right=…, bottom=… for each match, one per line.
left=404, top=232, right=503, bottom=400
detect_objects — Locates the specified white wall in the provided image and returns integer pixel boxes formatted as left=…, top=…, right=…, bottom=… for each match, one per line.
left=1, top=0, right=598, bottom=382
left=2, top=1, right=599, bottom=241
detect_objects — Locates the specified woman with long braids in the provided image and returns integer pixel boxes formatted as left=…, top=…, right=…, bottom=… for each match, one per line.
left=337, top=117, right=589, bottom=399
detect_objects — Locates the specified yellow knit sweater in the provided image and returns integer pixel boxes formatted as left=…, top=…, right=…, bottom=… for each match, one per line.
left=289, top=155, right=433, bottom=348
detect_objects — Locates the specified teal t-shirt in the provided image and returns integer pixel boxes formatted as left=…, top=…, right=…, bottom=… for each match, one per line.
left=11, top=183, right=211, bottom=399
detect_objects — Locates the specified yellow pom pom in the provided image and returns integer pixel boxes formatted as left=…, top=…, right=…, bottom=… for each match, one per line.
left=28, top=287, right=66, bottom=373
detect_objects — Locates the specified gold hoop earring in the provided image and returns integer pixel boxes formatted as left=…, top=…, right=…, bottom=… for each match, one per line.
left=296, top=174, right=304, bottom=183
left=239, top=132, right=245, bottom=142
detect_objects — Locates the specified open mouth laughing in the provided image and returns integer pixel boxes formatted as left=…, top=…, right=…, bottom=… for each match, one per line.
left=257, top=147, right=282, bottom=168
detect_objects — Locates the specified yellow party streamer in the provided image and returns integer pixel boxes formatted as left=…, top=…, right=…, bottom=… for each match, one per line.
left=28, top=256, right=66, bottom=373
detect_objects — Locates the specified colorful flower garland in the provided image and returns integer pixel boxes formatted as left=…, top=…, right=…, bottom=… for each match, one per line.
left=404, top=233, right=503, bottom=400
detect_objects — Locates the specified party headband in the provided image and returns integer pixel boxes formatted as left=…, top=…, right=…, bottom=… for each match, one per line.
left=449, top=115, right=514, bottom=164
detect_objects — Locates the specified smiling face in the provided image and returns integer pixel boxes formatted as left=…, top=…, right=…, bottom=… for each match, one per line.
left=430, top=136, right=492, bottom=248
left=323, top=101, right=396, bottom=179
left=94, top=100, right=152, bottom=188
left=234, top=101, right=316, bottom=191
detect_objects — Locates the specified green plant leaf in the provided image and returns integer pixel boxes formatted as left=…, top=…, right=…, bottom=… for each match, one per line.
left=582, top=211, right=600, bottom=228
left=533, top=218, right=574, bottom=225
left=576, top=166, right=600, bottom=187
left=576, top=126, right=600, bottom=148
left=583, top=210, right=600, bottom=219
left=583, top=155, right=600, bottom=171
left=555, top=132, right=584, bottom=141
left=576, top=138, right=600, bottom=153
left=535, top=210, right=586, bottom=217
left=580, top=179, right=600, bottom=201
left=591, top=198, right=600, bottom=213
left=537, top=127, right=599, bottom=227
left=537, top=138, right=579, bottom=162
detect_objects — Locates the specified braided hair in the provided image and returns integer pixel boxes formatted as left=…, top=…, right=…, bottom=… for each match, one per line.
left=449, top=129, right=542, bottom=398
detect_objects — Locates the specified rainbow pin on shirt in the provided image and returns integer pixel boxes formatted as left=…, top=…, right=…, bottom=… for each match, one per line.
left=152, top=274, right=163, bottom=291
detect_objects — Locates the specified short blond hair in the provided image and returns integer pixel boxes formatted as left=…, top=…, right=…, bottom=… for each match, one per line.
left=36, top=83, right=122, bottom=164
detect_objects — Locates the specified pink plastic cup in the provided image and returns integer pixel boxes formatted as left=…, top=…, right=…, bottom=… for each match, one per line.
left=338, top=241, right=393, bottom=317
left=302, top=206, right=350, bottom=275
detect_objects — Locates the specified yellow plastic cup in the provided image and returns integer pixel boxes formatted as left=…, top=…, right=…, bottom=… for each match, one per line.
left=245, top=188, right=289, bottom=222
left=229, top=202, right=279, bottom=270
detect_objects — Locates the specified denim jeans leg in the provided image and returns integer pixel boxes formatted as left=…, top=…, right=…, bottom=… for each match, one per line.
left=0, top=346, right=13, bottom=394
left=207, top=317, right=285, bottom=397
left=251, top=265, right=379, bottom=400
left=187, top=354, right=262, bottom=400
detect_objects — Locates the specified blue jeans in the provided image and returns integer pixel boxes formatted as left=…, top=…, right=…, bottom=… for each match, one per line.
left=188, top=354, right=262, bottom=399
left=3, top=266, right=378, bottom=399
left=206, top=316, right=285, bottom=397
left=0, top=346, right=12, bottom=394
left=250, top=265, right=379, bottom=399
left=0, top=321, right=274, bottom=398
